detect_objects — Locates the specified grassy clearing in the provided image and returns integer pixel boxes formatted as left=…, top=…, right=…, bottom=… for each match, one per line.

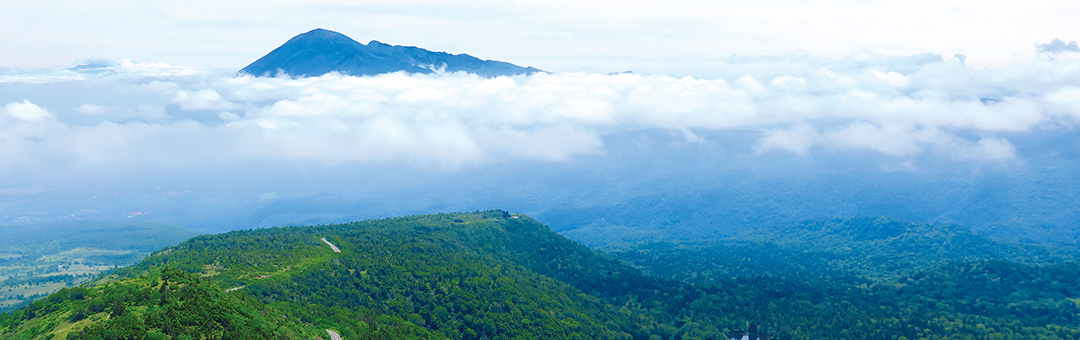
left=2, top=282, right=69, bottom=296
left=37, top=247, right=135, bottom=262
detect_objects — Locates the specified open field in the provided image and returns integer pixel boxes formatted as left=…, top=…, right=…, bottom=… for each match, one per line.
left=0, top=220, right=198, bottom=312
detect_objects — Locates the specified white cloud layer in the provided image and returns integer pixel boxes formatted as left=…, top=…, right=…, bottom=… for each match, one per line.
left=1037, top=39, right=1080, bottom=54
left=2, top=54, right=1080, bottom=176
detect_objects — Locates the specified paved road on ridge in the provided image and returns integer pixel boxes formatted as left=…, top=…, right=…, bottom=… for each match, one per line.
left=321, top=238, right=341, bottom=253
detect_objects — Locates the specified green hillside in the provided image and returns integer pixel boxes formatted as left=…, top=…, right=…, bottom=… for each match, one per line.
left=3, top=212, right=1080, bottom=339
left=0, top=221, right=199, bottom=312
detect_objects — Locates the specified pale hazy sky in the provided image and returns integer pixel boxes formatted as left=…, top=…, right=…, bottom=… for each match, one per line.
left=1, top=0, right=1078, bottom=73
left=3, top=0, right=1080, bottom=228
left=1, top=0, right=1079, bottom=176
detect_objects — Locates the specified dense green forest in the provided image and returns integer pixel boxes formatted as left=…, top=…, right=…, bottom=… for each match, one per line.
left=2, top=212, right=1080, bottom=339
left=605, top=217, right=1072, bottom=282
left=607, top=217, right=1080, bottom=339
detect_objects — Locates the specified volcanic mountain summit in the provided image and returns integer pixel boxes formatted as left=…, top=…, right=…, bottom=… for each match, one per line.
left=240, top=28, right=542, bottom=78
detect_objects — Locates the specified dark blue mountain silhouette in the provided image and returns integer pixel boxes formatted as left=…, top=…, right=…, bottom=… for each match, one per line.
left=241, top=28, right=542, bottom=78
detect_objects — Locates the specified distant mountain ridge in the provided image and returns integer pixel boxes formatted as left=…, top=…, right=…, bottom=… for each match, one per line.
left=241, top=28, right=542, bottom=78
left=608, top=217, right=1071, bottom=283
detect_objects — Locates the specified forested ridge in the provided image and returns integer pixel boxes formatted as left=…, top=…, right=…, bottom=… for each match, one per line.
left=2, top=212, right=1080, bottom=339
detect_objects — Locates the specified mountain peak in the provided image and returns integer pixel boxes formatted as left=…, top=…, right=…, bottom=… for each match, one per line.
left=241, top=29, right=541, bottom=78
left=305, top=28, right=337, bottom=35
left=294, top=28, right=357, bottom=43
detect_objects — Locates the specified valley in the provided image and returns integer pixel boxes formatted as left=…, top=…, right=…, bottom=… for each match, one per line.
left=0, top=221, right=198, bottom=313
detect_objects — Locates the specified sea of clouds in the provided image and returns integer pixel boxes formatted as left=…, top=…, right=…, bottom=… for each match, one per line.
left=2, top=52, right=1080, bottom=181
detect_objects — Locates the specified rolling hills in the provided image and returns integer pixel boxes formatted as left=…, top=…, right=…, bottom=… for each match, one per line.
left=3, top=212, right=1080, bottom=339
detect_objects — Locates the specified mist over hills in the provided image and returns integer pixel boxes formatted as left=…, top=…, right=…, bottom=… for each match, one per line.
left=3, top=127, right=1080, bottom=248
left=2, top=29, right=1080, bottom=251
left=23, top=128, right=1079, bottom=245
left=240, top=28, right=542, bottom=78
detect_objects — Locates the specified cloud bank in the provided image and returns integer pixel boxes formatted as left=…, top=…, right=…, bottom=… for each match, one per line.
left=1037, top=39, right=1080, bottom=54
left=3, top=54, right=1080, bottom=179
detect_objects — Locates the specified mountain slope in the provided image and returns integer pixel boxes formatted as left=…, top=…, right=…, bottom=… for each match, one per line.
left=0, top=221, right=198, bottom=312
left=5, top=212, right=1080, bottom=340
left=0, top=268, right=310, bottom=340
left=124, top=211, right=654, bottom=339
left=241, top=28, right=542, bottom=78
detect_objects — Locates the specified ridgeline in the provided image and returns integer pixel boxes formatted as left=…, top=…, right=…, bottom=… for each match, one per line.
left=3, top=212, right=1080, bottom=339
